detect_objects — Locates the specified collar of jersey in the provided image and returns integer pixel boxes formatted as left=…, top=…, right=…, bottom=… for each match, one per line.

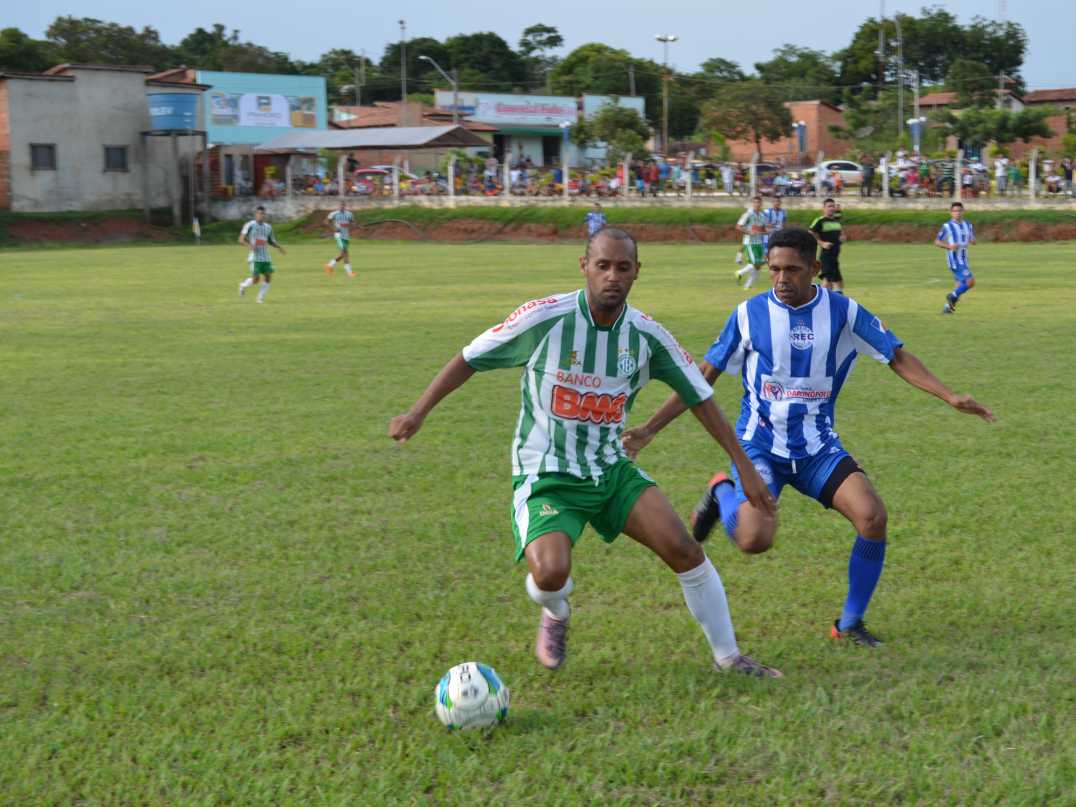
left=577, top=289, right=626, bottom=332
left=769, top=285, right=822, bottom=312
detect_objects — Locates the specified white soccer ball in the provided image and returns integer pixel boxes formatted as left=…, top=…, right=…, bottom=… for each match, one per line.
left=434, top=661, right=510, bottom=730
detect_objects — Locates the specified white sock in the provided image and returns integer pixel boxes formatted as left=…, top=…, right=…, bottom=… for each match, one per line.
left=329, top=259, right=337, bottom=267
left=676, top=555, right=739, bottom=666
left=743, top=267, right=759, bottom=288
left=345, top=263, right=353, bottom=275
left=735, top=251, right=743, bottom=264
left=736, top=264, right=753, bottom=277
left=525, top=573, right=572, bottom=620
left=257, top=283, right=270, bottom=301
left=239, top=277, right=254, bottom=289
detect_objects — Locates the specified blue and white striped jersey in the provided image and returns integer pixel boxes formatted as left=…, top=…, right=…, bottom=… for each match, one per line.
left=937, top=219, right=974, bottom=268
left=762, top=206, right=787, bottom=247
left=704, top=287, right=904, bottom=459
left=585, top=211, right=607, bottom=236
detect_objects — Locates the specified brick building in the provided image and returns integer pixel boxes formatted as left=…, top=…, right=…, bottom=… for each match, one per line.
left=723, top=100, right=847, bottom=164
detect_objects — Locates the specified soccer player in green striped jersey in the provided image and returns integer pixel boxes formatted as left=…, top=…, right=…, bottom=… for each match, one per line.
left=390, top=228, right=782, bottom=678
left=238, top=206, right=286, bottom=303
left=326, top=201, right=356, bottom=278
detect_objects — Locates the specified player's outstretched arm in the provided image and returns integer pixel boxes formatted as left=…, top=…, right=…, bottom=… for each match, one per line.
left=889, top=347, right=996, bottom=422
left=622, top=361, right=721, bottom=457
left=389, top=353, right=477, bottom=442
left=690, top=397, right=777, bottom=516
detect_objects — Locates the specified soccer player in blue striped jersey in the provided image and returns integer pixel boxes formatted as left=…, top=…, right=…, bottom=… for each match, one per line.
left=763, top=197, right=787, bottom=253
left=624, top=226, right=996, bottom=647
left=935, top=202, right=976, bottom=314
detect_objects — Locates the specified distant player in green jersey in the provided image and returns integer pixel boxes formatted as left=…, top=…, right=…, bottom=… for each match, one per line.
left=389, top=227, right=782, bottom=678
left=238, top=206, right=286, bottom=303
left=810, top=198, right=845, bottom=293
left=734, top=196, right=767, bottom=289
left=326, top=201, right=356, bottom=278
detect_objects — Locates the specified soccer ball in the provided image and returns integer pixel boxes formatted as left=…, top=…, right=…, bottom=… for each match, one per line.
left=434, top=661, right=510, bottom=730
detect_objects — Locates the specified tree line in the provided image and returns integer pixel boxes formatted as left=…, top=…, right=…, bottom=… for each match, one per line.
left=0, top=11, right=1052, bottom=154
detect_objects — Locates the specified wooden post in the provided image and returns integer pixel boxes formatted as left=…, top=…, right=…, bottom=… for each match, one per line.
left=814, top=150, right=825, bottom=197
left=1029, top=148, right=1039, bottom=199
left=503, top=158, right=510, bottom=199
left=170, top=131, right=182, bottom=225
left=749, top=152, right=758, bottom=197
left=285, top=155, right=293, bottom=198
left=881, top=154, right=889, bottom=200
left=338, top=155, right=345, bottom=199
left=622, top=153, right=631, bottom=198
left=685, top=151, right=694, bottom=199
left=200, top=134, right=211, bottom=223
left=392, top=159, right=400, bottom=202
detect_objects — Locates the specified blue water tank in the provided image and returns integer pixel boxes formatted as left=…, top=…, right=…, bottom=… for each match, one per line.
left=148, top=93, right=199, bottom=130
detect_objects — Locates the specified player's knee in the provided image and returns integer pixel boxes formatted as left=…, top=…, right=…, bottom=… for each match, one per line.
left=858, top=504, right=888, bottom=538
left=530, top=553, right=571, bottom=590
left=669, top=533, right=705, bottom=570
left=736, top=527, right=774, bottom=554
left=967, top=278, right=976, bottom=287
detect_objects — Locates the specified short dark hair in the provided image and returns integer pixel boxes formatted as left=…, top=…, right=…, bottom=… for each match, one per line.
left=585, top=226, right=638, bottom=261
left=951, top=201, right=964, bottom=209
left=766, top=226, right=817, bottom=266
left=255, top=205, right=266, bottom=212
left=823, top=197, right=836, bottom=205
left=752, top=195, right=762, bottom=201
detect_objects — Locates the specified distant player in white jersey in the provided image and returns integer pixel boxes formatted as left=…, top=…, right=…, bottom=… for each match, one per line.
left=625, top=227, right=995, bottom=648
left=237, top=206, right=286, bottom=303
left=390, top=227, right=782, bottom=678
left=935, top=202, right=976, bottom=314
left=326, top=201, right=356, bottom=278
left=734, top=196, right=767, bottom=289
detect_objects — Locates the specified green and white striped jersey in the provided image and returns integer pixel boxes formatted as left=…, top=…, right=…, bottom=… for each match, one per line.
left=737, top=209, right=767, bottom=245
left=328, top=209, right=354, bottom=236
left=241, top=220, right=275, bottom=262
left=462, top=289, right=713, bottom=479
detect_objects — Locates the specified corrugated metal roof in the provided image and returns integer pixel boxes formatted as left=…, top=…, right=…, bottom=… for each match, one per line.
left=256, top=126, right=487, bottom=150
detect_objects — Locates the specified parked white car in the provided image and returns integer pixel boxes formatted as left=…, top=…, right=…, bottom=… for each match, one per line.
left=804, top=160, right=864, bottom=186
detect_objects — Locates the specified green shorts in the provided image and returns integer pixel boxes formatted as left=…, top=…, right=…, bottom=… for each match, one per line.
left=250, top=261, right=274, bottom=277
left=335, top=234, right=350, bottom=250
left=510, top=459, right=657, bottom=561
left=744, top=243, right=766, bottom=265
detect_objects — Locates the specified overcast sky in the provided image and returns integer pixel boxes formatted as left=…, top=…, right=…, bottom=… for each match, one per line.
left=11, top=0, right=1075, bottom=90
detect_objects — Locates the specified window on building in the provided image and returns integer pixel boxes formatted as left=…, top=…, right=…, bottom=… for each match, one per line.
left=104, top=146, right=129, bottom=172
left=30, top=144, right=56, bottom=171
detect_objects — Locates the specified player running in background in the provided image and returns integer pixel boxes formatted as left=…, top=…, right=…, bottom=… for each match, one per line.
left=326, top=201, right=356, bottom=278
left=810, top=198, right=844, bottom=293
left=763, top=197, right=787, bottom=253
left=734, top=196, right=767, bottom=289
left=584, top=202, right=607, bottom=237
left=390, top=227, right=782, bottom=678
left=238, top=206, right=286, bottom=304
left=935, top=202, right=976, bottom=315
left=623, top=227, right=995, bottom=647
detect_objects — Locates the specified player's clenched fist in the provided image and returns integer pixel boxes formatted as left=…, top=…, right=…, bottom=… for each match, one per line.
left=389, top=412, right=424, bottom=443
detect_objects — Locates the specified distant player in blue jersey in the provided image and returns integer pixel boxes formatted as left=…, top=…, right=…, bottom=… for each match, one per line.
left=585, top=202, right=607, bottom=237
left=935, top=202, right=976, bottom=314
left=763, top=197, right=787, bottom=252
left=623, top=226, right=995, bottom=647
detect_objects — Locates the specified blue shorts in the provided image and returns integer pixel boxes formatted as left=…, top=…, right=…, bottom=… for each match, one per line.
left=949, top=262, right=973, bottom=283
left=730, top=440, right=862, bottom=510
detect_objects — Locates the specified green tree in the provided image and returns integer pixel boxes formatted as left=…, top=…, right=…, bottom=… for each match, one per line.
left=444, top=32, right=526, bottom=88
left=46, top=16, right=177, bottom=68
left=308, top=49, right=370, bottom=105
left=378, top=37, right=452, bottom=97
left=754, top=45, right=839, bottom=104
left=0, top=27, right=58, bottom=72
left=697, top=57, right=744, bottom=85
left=572, top=102, right=649, bottom=163
left=176, top=24, right=237, bottom=67
left=518, top=24, right=563, bottom=89
left=550, top=44, right=661, bottom=125
left=700, top=79, right=792, bottom=156
left=945, top=58, right=996, bottom=108
left=937, top=106, right=1054, bottom=151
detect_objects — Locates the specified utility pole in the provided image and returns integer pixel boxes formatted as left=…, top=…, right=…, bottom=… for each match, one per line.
left=354, top=50, right=366, bottom=106
left=656, top=34, right=678, bottom=154
left=399, top=19, right=407, bottom=101
left=895, top=15, right=903, bottom=140
left=877, top=0, right=886, bottom=98
left=628, top=64, right=636, bottom=96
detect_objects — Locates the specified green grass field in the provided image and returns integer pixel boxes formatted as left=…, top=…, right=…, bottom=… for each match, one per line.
left=1, top=238, right=1073, bottom=804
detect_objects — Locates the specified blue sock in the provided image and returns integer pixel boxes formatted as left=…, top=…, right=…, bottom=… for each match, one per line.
left=953, top=281, right=970, bottom=298
left=711, top=480, right=740, bottom=539
left=839, top=535, right=886, bottom=631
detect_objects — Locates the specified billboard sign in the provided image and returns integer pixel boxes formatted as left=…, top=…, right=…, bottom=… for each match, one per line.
left=435, top=91, right=578, bottom=126
left=582, top=94, right=646, bottom=120
left=209, top=92, right=317, bottom=128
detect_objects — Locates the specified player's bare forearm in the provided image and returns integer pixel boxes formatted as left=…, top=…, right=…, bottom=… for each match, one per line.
left=645, top=362, right=720, bottom=435
left=390, top=354, right=476, bottom=442
left=889, top=348, right=996, bottom=422
left=690, top=398, right=749, bottom=469
left=412, top=354, right=477, bottom=417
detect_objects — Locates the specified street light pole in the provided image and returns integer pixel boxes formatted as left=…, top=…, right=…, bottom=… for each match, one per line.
left=399, top=20, right=407, bottom=101
left=895, top=15, right=903, bottom=140
left=655, top=34, right=678, bottom=154
left=418, top=55, right=459, bottom=124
